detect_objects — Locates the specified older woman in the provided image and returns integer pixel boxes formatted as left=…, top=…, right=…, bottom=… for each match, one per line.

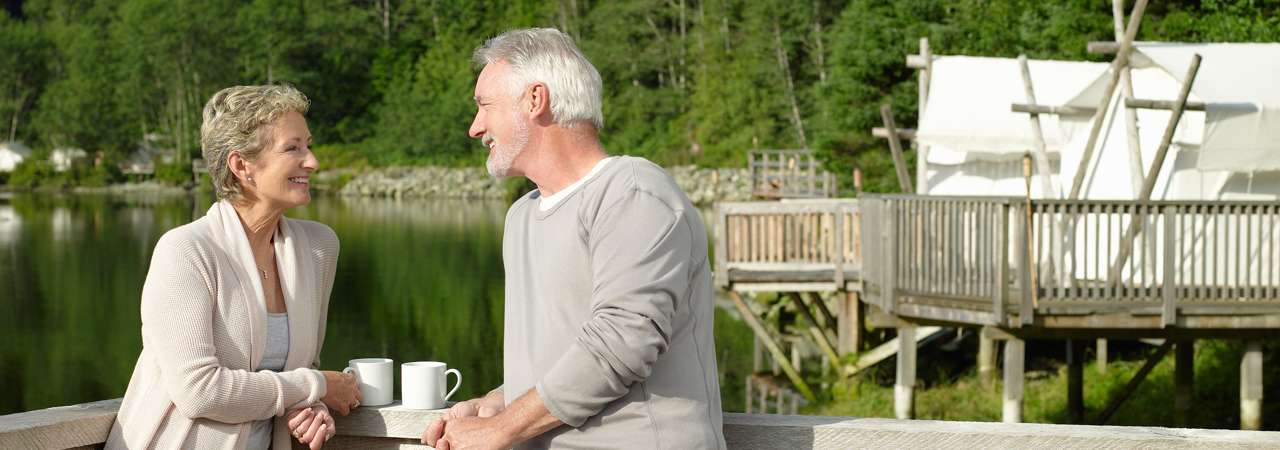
left=106, top=85, right=360, bottom=450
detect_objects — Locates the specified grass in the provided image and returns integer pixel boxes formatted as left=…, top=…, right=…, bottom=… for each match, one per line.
left=807, top=338, right=1280, bottom=430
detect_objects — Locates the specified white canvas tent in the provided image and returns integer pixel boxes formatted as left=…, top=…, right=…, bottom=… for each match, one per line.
left=0, top=142, right=32, bottom=172
left=917, top=46, right=1280, bottom=201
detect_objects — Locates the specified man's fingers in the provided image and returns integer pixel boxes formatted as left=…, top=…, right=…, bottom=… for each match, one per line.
left=477, top=405, right=499, bottom=418
left=422, top=419, right=445, bottom=445
left=436, top=437, right=451, bottom=450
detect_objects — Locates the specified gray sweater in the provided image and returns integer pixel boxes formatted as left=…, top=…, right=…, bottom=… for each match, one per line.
left=503, top=156, right=726, bottom=449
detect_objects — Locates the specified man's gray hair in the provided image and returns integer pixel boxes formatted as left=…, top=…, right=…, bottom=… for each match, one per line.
left=473, top=28, right=604, bottom=130
left=200, top=84, right=310, bottom=202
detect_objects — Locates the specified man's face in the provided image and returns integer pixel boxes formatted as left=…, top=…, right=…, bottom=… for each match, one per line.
left=469, top=61, right=530, bottom=178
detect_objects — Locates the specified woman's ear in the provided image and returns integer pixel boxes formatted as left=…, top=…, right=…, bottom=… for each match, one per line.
left=227, top=151, right=253, bottom=185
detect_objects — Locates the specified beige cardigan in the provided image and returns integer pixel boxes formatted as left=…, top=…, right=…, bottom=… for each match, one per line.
left=106, top=201, right=339, bottom=450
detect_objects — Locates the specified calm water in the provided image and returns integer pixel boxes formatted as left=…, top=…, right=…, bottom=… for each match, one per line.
left=0, top=192, right=754, bottom=415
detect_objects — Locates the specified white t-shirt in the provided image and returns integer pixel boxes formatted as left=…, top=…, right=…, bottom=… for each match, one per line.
left=538, top=157, right=616, bottom=211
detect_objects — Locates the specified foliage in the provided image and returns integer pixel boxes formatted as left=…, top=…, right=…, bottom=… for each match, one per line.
left=153, top=162, right=191, bottom=187
left=4, top=0, right=1279, bottom=189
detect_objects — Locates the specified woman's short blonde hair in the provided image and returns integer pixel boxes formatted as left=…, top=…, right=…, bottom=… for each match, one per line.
left=200, top=84, right=310, bottom=202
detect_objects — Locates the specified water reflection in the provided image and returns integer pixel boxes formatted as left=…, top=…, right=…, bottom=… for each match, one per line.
left=0, top=193, right=753, bottom=415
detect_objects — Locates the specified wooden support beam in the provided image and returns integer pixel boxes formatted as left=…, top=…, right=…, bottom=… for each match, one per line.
left=879, top=104, right=915, bottom=193
left=1068, top=0, right=1148, bottom=200
left=978, top=331, right=997, bottom=388
left=1003, top=338, right=1026, bottom=423
left=872, top=127, right=917, bottom=141
left=1095, top=340, right=1174, bottom=425
left=1176, top=340, right=1195, bottom=427
left=837, top=291, right=864, bottom=354
left=1114, top=0, right=1148, bottom=207
left=1010, top=103, right=1096, bottom=116
left=1241, top=340, right=1263, bottom=431
left=844, top=326, right=943, bottom=376
left=1097, top=339, right=1109, bottom=375
left=895, top=326, right=917, bottom=419
left=806, top=292, right=838, bottom=334
left=729, top=291, right=816, bottom=402
left=1125, top=98, right=1207, bottom=111
left=1067, top=340, right=1085, bottom=424
left=788, top=293, right=843, bottom=372
left=1108, top=55, right=1202, bottom=283
left=1088, top=41, right=1121, bottom=54
left=916, top=37, right=932, bottom=195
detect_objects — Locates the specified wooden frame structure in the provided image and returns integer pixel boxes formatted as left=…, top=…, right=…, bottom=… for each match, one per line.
left=747, top=149, right=836, bottom=199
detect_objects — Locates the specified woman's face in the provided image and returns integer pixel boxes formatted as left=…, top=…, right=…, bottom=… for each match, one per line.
left=246, top=111, right=317, bottom=209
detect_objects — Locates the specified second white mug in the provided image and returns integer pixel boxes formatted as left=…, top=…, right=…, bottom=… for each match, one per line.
left=343, top=357, right=394, bottom=407
left=401, top=361, right=461, bottom=410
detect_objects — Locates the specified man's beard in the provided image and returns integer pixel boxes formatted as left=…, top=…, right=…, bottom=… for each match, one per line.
left=485, top=113, right=530, bottom=178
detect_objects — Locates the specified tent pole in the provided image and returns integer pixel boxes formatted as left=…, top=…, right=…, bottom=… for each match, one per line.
left=1107, top=54, right=1202, bottom=283
left=880, top=104, right=915, bottom=193
left=915, top=38, right=932, bottom=194
left=1067, top=0, right=1148, bottom=200
left=1113, top=0, right=1158, bottom=281
left=1016, top=55, right=1065, bottom=285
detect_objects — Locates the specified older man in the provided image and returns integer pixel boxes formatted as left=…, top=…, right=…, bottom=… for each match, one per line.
left=421, top=28, right=725, bottom=450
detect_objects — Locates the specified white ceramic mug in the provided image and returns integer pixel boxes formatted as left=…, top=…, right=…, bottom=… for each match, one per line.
left=401, top=361, right=461, bottom=410
left=343, top=358, right=394, bottom=407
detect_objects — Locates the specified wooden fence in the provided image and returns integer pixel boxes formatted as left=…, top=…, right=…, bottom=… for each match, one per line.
left=748, top=150, right=836, bottom=199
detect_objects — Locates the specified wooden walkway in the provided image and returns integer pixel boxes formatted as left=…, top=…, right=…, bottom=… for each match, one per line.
left=715, top=194, right=1280, bottom=429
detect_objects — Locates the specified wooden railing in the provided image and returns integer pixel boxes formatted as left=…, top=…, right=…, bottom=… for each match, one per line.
left=7, top=399, right=1280, bottom=449
left=714, top=200, right=861, bottom=288
left=860, top=194, right=1280, bottom=326
left=747, top=150, right=836, bottom=199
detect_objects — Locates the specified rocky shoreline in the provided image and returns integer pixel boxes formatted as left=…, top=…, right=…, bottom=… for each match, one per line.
left=336, top=165, right=752, bottom=205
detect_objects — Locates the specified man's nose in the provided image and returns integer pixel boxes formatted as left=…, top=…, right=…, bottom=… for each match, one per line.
left=469, top=113, right=484, bottom=139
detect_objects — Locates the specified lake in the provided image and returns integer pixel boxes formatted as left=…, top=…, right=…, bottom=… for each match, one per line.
left=0, top=192, right=754, bottom=416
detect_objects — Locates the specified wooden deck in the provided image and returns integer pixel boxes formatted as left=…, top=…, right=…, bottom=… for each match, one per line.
left=714, top=194, right=1280, bottom=428
left=6, top=398, right=1280, bottom=449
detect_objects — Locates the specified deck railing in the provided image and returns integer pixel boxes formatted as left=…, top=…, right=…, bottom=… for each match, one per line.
left=860, top=194, right=1280, bottom=326
left=747, top=150, right=836, bottom=199
left=7, top=399, right=1280, bottom=449
left=714, top=199, right=861, bottom=288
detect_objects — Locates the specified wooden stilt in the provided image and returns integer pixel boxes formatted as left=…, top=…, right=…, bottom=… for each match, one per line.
left=1097, top=339, right=1109, bottom=374
left=729, top=291, right=816, bottom=401
left=895, top=326, right=917, bottom=419
left=1003, top=338, right=1025, bottom=423
left=1176, top=340, right=1195, bottom=427
left=1241, top=341, right=1263, bottom=431
left=744, top=375, right=754, bottom=413
left=1068, top=339, right=1085, bottom=424
left=838, top=291, right=864, bottom=354
left=978, top=328, right=997, bottom=388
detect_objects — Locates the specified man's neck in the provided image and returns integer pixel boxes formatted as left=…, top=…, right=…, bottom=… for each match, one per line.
left=523, top=128, right=607, bottom=197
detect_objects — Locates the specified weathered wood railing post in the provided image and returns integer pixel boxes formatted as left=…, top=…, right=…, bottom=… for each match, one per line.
left=1003, top=337, right=1026, bottom=423
left=895, top=325, right=917, bottom=420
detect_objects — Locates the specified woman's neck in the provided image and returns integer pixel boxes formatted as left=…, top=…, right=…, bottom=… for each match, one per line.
left=231, top=200, right=284, bottom=251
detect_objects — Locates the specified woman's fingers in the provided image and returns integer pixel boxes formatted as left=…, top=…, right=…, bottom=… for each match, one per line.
left=301, top=410, right=325, bottom=443
left=309, top=424, right=327, bottom=450
left=288, top=408, right=313, bottom=430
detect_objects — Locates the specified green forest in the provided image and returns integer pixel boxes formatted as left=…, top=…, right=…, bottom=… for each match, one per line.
left=2, top=0, right=1278, bottom=191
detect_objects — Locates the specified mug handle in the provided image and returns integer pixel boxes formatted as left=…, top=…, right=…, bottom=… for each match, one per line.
left=444, top=369, right=462, bottom=402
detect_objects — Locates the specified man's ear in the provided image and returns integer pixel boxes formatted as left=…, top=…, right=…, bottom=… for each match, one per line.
left=526, top=82, right=551, bottom=122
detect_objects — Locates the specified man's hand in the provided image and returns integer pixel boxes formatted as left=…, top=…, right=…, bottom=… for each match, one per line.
left=286, top=405, right=336, bottom=450
left=422, top=392, right=505, bottom=448
left=433, top=416, right=516, bottom=450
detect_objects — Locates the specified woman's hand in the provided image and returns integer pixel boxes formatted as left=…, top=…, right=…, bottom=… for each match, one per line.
left=286, top=405, right=336, bottom=449
left=319, top=370, right=362, bottom=415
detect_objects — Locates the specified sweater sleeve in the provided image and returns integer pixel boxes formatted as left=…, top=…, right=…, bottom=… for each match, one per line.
left=535, top=188, right=689, bottom=427
left=310, top=225, right=340, bottom=371
left=142, top=233, right=325, bottom=423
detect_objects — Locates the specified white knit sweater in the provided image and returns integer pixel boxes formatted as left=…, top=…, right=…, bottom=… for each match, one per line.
left=106, top=201, right=339, bottom=450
